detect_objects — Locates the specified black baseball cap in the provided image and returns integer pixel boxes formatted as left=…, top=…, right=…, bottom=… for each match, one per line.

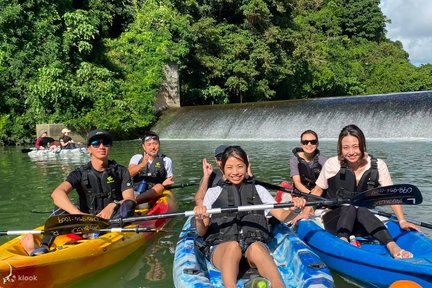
left=214, top=145, right=228, bottom=157
left=87, top=129, right=113, bottom=146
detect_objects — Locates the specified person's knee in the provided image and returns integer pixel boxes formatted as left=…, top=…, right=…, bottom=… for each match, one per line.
left=356, top=207, right=373, bottom=219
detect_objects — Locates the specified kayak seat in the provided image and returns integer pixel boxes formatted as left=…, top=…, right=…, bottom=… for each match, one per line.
left=30, top=246, right=49, bottom=256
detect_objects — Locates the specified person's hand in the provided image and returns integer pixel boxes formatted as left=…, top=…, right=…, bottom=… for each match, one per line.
left=194, top=205, right=209, bottom=221
left=162, top=178, right=174, bottom=187
left=97, top=204, right=116, bottom=219
left=399, top=220, right=422, bottom=233
left=202, top=158, right=213, bottom=177
left=291, top=207, right=313, bottom=225
left=290, top=197, right=306, bottom=210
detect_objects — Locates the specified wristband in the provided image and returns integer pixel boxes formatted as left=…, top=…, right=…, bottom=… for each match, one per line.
left=113, top=200, right=121, bottom=209
left=399, top=219, right=407, bottom=223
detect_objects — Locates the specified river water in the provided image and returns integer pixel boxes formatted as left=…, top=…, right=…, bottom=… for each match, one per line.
left=1, top=139, right=431, bottom=287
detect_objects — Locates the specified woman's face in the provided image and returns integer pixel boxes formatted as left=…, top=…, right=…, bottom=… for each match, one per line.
left=223, top=155, right=247, bottom=185
left=341, top=135, right=362, bottom=164
left=301, top=133, right=318, bottom=154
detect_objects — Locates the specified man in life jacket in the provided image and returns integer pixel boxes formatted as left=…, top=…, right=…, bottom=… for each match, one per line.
left=128, top=131, right=174, bottom=204
left=21, top=129, right=136, bottom=256
left=194, top=144, right=227, bottom=206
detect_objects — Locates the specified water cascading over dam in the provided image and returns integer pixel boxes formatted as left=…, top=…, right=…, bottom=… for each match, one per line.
left=156, top=91, right=432, bottom=140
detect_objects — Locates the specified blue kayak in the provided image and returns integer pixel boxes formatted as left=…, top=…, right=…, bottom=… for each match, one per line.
left=173, top=216, right=335, bottom=288
left=295, top=212, right=432, bottom=287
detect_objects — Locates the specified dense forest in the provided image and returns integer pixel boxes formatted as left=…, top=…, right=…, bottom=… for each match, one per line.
left=1, top=0, right=431, bottom=144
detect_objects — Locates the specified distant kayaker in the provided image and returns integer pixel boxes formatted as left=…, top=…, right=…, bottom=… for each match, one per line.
left=21, top=129, right=137, bottom=256
left=292, top=124, right=420, bottom=259
left=35, top=131, right=48, bottom=149
left=290, top=130, right=327, bottom=194
left=128, top=131, right=174, bottom=203
left=193, top=145, right=306, bottom=288
left=59, top=127, right=77, bottom=149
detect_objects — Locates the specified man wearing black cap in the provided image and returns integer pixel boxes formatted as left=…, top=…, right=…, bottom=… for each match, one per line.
left=51, top=128, right=136, bottom=219
left=20, top=129, right=137, bottom=256
left=128, top=131, right=173, bottom=203
left=194, top=145, right=227, bottom=205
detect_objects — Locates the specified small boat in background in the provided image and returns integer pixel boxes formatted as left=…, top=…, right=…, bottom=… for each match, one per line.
left=295, top=211, right=432, bottom=287
left=173, top=216, right=335, bottom=288
left=27, top=147, right=88, bottom=159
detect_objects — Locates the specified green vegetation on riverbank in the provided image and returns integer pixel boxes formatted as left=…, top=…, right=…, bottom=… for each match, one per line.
left=1, top=0, right=431, bottom=144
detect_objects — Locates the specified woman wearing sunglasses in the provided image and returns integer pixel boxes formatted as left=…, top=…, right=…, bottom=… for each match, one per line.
left=293, top=124, right=420, bottom=259
left=290, top=130, right=327, bottom=194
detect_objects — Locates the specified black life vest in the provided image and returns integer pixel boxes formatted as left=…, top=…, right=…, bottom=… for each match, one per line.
left=292, top=147, right=322, bottom=190
left=326, top=156, right=379, bottom=199
left=78, top=160, right=123, bottom=215
left=133, top=154, right=168, bottom=188
left=204, top=180, right=272, bottom=247
left=208, top=169, right=225, bottom=188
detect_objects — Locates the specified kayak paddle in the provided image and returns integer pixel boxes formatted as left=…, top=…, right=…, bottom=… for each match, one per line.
left=2, top=184, right=422, bottom=236
left=110, top=184, right=423, bottom=224
left=254, top=180, right=422, bottom=207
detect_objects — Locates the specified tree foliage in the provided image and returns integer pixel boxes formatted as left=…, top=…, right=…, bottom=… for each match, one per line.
left=0, top=0, right=431, bottom=143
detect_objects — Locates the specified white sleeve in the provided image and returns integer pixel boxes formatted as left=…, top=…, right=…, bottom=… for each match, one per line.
left=164, top=157, right=174, bottom=177
left=203, top=186, right=222, bottom=210
left=129, top=154, right=143, bottom=166
left=377, top=159, right=393, bottom=186
left=255, top=185, right=276, bottom=217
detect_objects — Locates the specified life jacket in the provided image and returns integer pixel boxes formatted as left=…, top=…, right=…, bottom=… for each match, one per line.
left=325, top=156, right=379, bottom=200
left=292, top=147, right=322, bottom=190
left=204, top=180, right=272, bottom=248
left=133, top=154, right=167, bottom=187
left=77, top=160, right=123, bottom=215
left=208, top=169, right=225, bottom=188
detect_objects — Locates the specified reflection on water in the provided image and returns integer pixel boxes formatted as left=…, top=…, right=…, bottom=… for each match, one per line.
left=1, top=139, right=431, bottom=287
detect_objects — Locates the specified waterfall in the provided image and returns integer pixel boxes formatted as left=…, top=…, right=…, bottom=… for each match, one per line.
left=156, top=91, right=432, bottom=140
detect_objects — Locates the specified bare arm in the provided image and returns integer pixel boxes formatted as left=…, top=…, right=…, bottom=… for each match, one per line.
left=51, top=181, right=83, bottom=214
left=391, top=204, right=421, bottom=232
left=128, top=154, right=149, bottom=177
left=136, top=183, right=165, bottom=204
left=195, top=158, right=213, bottom=206
left=291, top=185, right=325, bottom=225
left=291, top=175, right=311, bottom=193
left=194, top=205, right=210, bottom=236
left=270, top=197, right=306, bottom=222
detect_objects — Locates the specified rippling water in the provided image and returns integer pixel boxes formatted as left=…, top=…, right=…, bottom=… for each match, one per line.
left=0, top=139, right=431, bottom=287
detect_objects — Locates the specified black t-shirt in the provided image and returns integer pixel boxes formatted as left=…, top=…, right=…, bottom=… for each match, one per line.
left=66, top=164, right=133, bottom=196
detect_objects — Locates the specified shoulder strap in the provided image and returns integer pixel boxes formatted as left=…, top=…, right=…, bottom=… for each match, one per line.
left=367, top=155, right=379, bottom=190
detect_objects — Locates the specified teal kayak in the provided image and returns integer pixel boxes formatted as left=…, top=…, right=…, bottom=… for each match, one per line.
left=173, top=216, right=334, bottom=287
left=295, top=211, right=432, bottom=287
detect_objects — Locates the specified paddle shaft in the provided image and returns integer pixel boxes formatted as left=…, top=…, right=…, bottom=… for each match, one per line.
left=253, top=179, right=325, bottom=201
left=166, top=183, right=199, bottom=189
left=110, top=200, right=343, bottom=224
left=370, top=209, right=432, bottom=229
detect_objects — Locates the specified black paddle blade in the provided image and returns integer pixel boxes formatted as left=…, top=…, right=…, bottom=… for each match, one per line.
left=44, top=214, right=110, bottom=236
left=351, top=184, right=423, bottom=207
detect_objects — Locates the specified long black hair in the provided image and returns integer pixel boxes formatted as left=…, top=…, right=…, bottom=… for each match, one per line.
left=337, top=124, right=367, bottom=162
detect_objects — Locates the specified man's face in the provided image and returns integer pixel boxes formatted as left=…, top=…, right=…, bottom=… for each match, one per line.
left=143, top=139, right=160, bottom=157
left=88, top=138, right=111, bottom=158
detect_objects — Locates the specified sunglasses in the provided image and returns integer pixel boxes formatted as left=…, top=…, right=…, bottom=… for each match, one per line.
left=90, top=139, right=111, bottom=148
left=301, top=139, right=318, bottom=145
left=143, top=135, right=159, bottom=142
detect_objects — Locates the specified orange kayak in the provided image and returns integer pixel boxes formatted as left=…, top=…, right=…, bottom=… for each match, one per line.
left=0, top=190, right=175, bottom=288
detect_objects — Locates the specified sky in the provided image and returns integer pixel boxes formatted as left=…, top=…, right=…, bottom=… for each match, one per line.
left=380, top=0, right=432, bottom=66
